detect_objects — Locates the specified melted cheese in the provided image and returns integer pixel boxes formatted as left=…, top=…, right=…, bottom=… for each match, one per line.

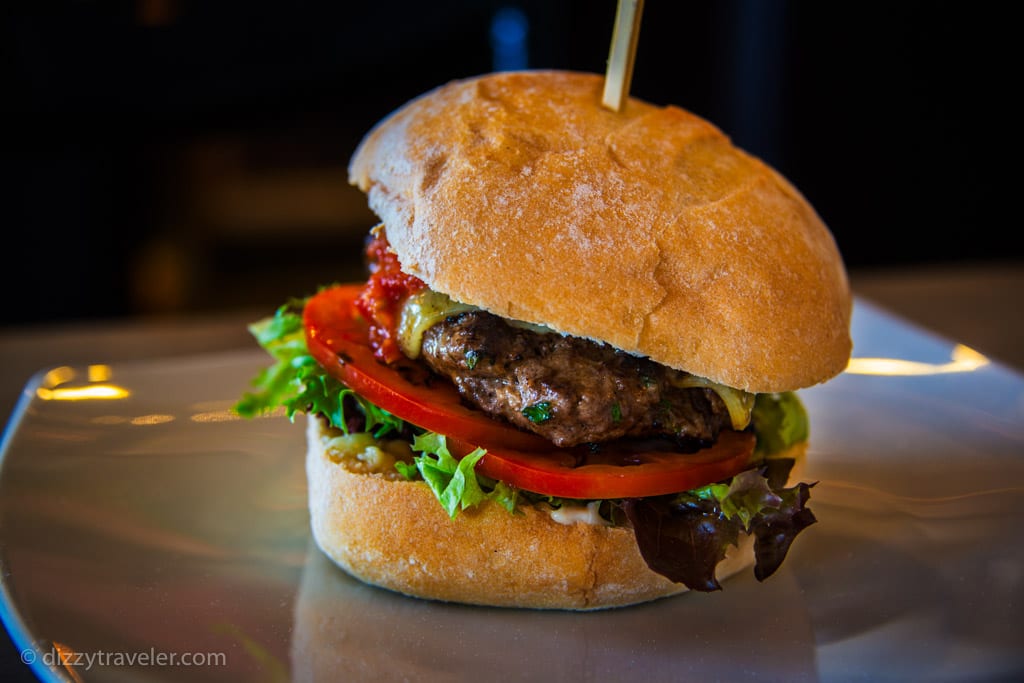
left=397, top=290, right=477, bottom=359
left=398, top=290, right=556, bottom=359
left=670, top=375, right=755, bottom=430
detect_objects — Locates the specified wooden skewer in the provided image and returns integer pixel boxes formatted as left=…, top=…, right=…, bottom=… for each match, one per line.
left=602, top=0, right=645, bottom=112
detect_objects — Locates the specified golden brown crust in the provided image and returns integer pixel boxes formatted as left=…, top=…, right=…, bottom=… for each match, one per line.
left=306, top=415, right=757, bottom=610
left=349, top=71, right=851, bottom=392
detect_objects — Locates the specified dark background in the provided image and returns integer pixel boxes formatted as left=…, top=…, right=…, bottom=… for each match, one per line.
left=0, top=2, right=1019, bottom=679
left=3, top=0, right=1017, bottom=330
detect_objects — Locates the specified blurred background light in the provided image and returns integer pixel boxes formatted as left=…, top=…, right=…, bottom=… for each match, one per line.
left=491, top=6, right=530, bottom=71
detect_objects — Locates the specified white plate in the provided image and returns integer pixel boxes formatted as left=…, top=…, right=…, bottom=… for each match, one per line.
left=1, top=300, right=1022, bottom=682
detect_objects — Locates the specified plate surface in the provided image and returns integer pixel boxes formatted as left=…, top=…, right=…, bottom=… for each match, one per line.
left=2, top=300, right=1023, bottom=682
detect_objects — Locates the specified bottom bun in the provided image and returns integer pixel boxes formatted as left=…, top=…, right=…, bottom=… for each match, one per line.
left=305, top=415, right=779, bottom=610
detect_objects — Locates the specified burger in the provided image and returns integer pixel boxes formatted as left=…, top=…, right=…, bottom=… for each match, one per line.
left=237, top=71, right=852, bottom=610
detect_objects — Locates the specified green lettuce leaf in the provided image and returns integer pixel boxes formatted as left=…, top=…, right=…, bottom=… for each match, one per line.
left=398, top=433, right=519, bottom=518
left=234, top=298, right=405, bottom=437
left=715, top=469, right=784, bottom=529
left=686, top=460, right=800, bottom=528
left=234, top=300, right=313, bottom=420
left=751, top=392, right=809, bottom=456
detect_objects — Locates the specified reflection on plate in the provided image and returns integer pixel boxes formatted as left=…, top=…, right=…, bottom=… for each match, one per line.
left=2, top=300, right=1023, bottom=682
left=291, top=541, right=816, bottom=681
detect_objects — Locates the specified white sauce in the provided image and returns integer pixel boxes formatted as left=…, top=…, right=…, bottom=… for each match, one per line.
left=549, top=500, right=610, bottom=526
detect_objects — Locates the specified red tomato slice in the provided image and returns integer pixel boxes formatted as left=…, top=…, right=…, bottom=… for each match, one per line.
left=304, top=284, right=756, bottom=499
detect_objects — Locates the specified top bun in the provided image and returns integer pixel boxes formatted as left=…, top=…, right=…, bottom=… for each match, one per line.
left=349, top=71, right=851, bottom=392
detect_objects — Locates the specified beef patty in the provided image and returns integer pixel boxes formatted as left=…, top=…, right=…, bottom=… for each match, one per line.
left=420, top=311, right=731, bottom=448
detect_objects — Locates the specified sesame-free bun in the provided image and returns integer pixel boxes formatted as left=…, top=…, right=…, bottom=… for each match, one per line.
left=349, top=71, right=851, bottom=392
left=306, top=415, right=770, bottom=611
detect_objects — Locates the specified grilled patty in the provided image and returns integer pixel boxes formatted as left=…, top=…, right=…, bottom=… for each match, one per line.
left=420, top=311, right=730, bottom=448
